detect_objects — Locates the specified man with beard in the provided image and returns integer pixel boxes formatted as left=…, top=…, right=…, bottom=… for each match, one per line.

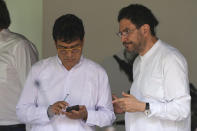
left=112, top=4, right=191, bottom=131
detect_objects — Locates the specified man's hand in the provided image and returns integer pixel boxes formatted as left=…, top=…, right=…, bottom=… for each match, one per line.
left=112, top=92, right=145, bottom=112
left=112, top=94, right=124, bottom=114
left=63, top=105, right=88, bottom=121
left=50, top=101, right=69, bottom=115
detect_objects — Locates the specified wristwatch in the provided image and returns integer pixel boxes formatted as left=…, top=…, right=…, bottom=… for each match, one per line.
left=144, top=102, right=151, bottom=116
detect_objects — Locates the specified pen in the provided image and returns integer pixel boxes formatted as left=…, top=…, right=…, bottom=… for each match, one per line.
left=62, top=94, right=69, bottom=112
left=64, top=94, right=69, bottom=101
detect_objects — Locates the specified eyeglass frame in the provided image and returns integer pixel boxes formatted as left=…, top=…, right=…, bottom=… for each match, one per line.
left=56, top=44, right=82, bottom=55
left=116, top=28, right=137, bottom=38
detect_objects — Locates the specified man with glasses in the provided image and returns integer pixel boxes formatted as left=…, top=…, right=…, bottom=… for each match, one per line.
left=112, top=4, right=191, bottom=131
left=16, top=14, right=115, bottom=131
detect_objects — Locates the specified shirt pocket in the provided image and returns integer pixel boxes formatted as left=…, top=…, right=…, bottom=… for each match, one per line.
left=34, top=76, right=58, bottom=106
left=35, top=71, right=57, bottom=91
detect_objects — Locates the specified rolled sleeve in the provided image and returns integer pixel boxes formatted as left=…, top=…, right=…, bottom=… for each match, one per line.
left=16, top=105, right=50, bottom=125
left=148, top=53, right=191, bottom=121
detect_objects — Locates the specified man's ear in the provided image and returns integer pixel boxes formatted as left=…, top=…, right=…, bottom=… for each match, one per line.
left=141, top=24, right=150, bottom=36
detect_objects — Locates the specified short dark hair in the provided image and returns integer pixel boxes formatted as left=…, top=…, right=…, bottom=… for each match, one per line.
left=52, top=14, right=85, bottom=43
left=118, top=4, right=158, bottom=36
left=0, top=0, right=11, bottom=29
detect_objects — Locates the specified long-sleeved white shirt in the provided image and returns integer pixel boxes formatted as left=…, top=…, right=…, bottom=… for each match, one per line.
left=0, top=29, right=38, bottom=125
left=16, top=55, right=115, bottom=131
left=125, top=40, right=191, bottom=131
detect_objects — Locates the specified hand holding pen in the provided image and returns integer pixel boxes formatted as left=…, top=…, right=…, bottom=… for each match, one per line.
left=49, top=94, right=70, bottom=115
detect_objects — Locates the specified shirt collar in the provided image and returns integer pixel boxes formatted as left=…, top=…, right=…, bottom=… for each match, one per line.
left=0, top=29, right=12, bottom=47
left=140, top=39, right=161, bottom=61
left=56, top=55, right=84, bottom=71
left=0, top=29, right=10, bottom=37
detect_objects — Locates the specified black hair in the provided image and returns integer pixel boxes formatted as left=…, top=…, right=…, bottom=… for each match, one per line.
left=118, top=4, right=158, bottom=36
left=0, top=0, right=11, bottom=29
left=52, top=14, right=85, bottom=43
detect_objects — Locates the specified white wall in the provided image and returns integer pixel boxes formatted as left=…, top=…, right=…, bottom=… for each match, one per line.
left=5, top=0, right=43, bottom=58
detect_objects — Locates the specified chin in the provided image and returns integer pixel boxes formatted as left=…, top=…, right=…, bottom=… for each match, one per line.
left=125, top=48, right=133, bottom=52
left=63, top=58, right=74, bottom=62
left=65, top=60, right=74, bottom=63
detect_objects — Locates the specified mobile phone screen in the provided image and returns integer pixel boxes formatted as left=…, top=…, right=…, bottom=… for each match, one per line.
left=66, top=105, right=79, bottom=112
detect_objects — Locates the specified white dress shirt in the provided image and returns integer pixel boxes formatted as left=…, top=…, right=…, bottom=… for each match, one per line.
left=125, top=40, right=191, bottom=131
left=16, top=55, right=115, bottom=131
left=0, top=29, right=38, bottom=125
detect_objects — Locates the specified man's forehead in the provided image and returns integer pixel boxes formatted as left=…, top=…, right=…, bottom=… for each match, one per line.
left=56, top=39, right=83, bottom=48
left=119, top=19, right=135, bottom=30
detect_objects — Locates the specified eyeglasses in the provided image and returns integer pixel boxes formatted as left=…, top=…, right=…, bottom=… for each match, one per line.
left=116, top=28, right=136, bottom=38
left=57, top=45, right=82, bottom=55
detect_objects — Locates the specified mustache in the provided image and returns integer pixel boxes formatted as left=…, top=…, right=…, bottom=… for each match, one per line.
left=123, top=41, right=133, bottom=45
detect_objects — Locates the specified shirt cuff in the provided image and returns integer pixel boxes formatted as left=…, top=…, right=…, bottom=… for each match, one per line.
left=148, top=102, right=165, bottom=118
left=47, top=105, right=55, bottom=119
left=85, top=110, right=95, bottom=126
left=41, top=106, right=52, bottom=123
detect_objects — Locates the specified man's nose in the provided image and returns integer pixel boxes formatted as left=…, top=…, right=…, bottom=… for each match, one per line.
left=66, top=50, right=72, bottom=57
left=121, top=35, right=127, bottom=43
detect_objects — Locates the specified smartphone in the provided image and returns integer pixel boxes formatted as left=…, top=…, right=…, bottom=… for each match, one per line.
left=66, top=105, right=79, bottom=112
